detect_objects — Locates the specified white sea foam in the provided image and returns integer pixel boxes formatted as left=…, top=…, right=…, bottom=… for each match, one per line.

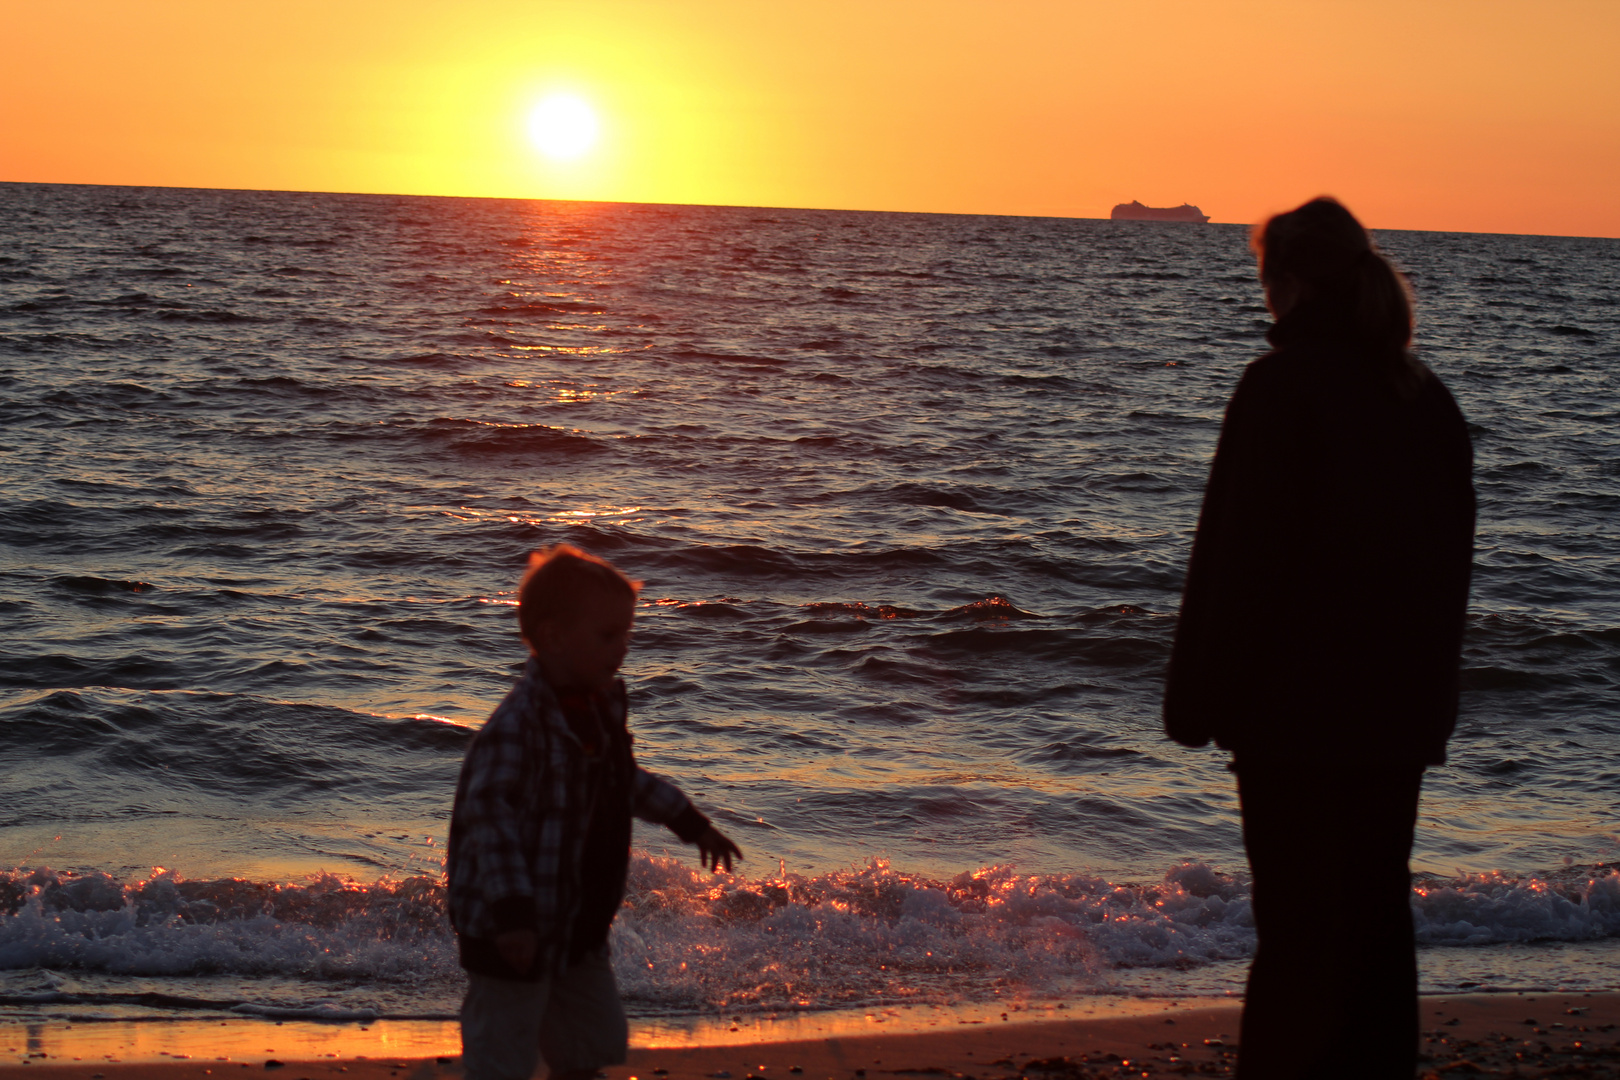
left=1412, top=868, right=1620, bottom=945
left=0, top=867, right=457, bottom=983
left=3, top=856, right=1619, bottom=1018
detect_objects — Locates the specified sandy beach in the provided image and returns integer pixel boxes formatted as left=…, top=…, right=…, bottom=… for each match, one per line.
left=5, top=993, right=1618, bottom=1080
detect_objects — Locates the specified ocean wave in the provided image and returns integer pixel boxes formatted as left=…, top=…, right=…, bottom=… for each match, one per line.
left=860, top=482, right=1002, bottom=514
left=230, top=1002, right=380, bottom=1022
left=479, top=300, right=607, bottom=317
left=0, top=688, right=471, bottom=791
left=421, top=417, right=603, bottom=457
left=941, top=596, right=1042, bottom=621
left=0, top=869, right=452, bottom=983
left=50, top=575, right=158, bottom=595
left=4, top=858, right=1618, bottom=1015
left=153, top=308, right=264, bottom=324
left=1412, top=868, right=1620, bottom=945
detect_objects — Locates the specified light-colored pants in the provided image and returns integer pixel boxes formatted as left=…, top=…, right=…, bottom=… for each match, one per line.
left=460, top=947, right=628, bottom=1080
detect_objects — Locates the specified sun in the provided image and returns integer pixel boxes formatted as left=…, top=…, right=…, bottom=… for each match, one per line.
left=526, top=94, right=600, bottom=162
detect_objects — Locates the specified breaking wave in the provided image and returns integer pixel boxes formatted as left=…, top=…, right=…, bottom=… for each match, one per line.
left=3, top=857, right=1619, bottom=1019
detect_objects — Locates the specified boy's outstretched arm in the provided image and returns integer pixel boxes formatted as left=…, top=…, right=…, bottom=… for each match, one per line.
left=631, top=765, right=742, bottom=873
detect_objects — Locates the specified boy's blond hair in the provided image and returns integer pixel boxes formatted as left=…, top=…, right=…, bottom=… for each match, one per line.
left=517, top=545, right=641, bottom=647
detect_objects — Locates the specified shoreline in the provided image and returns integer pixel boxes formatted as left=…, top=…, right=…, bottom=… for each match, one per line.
left=0, top=997, right=1209, bottom=1065
left=5, top=993, right=1619, bottom=1079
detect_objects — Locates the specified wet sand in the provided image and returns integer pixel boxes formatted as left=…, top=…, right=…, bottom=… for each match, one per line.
left=4, top=993, right=1618, bottom=1079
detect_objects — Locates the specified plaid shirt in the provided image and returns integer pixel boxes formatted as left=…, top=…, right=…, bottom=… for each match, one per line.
left=446, top=658, right=696, bottom=971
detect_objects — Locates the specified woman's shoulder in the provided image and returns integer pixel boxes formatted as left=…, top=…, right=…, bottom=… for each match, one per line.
left=1412, top=358, right=1462, bottom=408
left=1228, top=346, right=1322, bottom=412
left=1239, top=334, right=1359, bottom=381
left=1247, top=340, right=1454, bottom=402
left=1411, top=362, right=1474, bottom=453
left=1238, top=347, right=1296, bottom=385
left=1237, top=345, right=1473, bottom=464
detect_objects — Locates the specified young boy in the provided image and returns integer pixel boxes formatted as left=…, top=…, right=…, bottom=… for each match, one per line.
left=447, top=545, right=741, bottom=1080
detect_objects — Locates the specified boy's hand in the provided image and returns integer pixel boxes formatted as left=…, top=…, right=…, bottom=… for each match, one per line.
left=495, top=928, right=538, bottom=975
left=696, top=826, right=741, bottom=873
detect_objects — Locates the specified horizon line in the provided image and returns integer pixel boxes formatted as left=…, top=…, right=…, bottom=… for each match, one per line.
left=3, top=178, right=1616, bottom=242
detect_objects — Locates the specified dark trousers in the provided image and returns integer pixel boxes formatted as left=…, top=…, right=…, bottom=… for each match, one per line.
left=1234, top=761, right=1424, bottom=1080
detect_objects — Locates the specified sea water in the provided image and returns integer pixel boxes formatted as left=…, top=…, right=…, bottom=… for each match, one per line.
left=1, top=182, right=1617, bottom=1026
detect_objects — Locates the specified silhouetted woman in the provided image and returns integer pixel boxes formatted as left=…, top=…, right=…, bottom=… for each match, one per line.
left=1165, top=198, right=1474, bottom=1079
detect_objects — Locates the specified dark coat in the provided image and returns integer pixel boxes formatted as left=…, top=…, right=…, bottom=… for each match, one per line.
left=1163, top=300, right=1475, bottom=766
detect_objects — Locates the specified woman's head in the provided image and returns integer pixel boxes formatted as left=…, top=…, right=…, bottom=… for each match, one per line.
left=1252, top=197, right=1414, bottom=356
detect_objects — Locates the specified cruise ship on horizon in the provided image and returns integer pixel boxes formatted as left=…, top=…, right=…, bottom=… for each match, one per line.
left=1111, top=200, right=1211, bottom=223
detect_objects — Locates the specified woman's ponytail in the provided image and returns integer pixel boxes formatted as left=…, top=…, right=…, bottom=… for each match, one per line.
left=1352, top=248, right=1426, bottom=398
left=1351, top=247, right=1413, bottom=354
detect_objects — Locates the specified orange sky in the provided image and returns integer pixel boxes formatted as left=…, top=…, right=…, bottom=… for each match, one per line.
left=3, top=0, right=1617, bottom=236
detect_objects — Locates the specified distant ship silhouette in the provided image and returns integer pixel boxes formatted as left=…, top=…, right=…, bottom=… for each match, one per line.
left=1111, top=200, right=1211, bottom=223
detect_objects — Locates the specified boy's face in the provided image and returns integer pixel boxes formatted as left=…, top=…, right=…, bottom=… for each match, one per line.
left=532, top=589, right=636, bottom=693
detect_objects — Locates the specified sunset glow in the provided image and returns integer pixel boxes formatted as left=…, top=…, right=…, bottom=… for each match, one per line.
left=1, top=0, right=1616, bottom=236
left=526, top=94, right=600, bottom=162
